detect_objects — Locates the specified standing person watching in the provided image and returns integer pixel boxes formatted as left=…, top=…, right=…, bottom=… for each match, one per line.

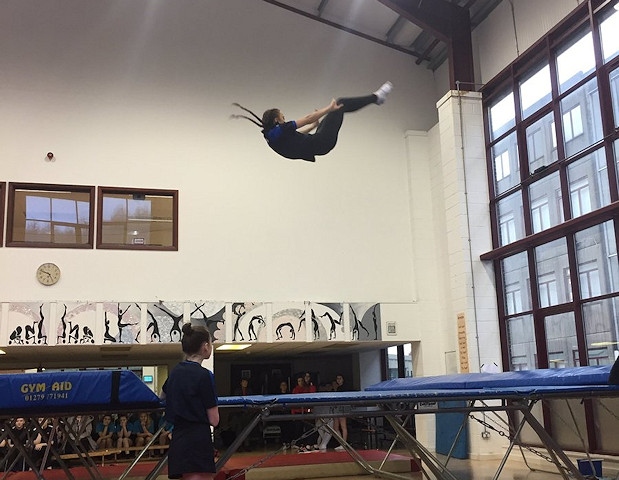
left=333, top=374, right=350, bottom=451
left=162, top=324, right=219, bottom=480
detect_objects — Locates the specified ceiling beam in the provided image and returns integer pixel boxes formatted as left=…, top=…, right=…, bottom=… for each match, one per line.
left=377, top=0, right=475, bottom=90
left=262, top=0, right=421, bottom=59
left=317, top=0, right=330, bottom=17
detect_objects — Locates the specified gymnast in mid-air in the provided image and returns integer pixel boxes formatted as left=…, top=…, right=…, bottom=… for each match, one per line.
left=232, top=81, right=392, bottom=162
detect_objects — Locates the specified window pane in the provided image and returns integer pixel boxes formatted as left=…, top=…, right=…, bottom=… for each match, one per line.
left=567, top=149, right=610, bottom=219
left=526, top=111, right=558, bottom=173
left=582, top=298, right=619, bottom=365
left=557, top=31, right=595, bottom=93
left=560, top=78, right=603, bottom=157
left=600, top=9, right=619, bottom=63
left=609, top=67, right=619, bottom=128
left=387, top=346, right=398, bottom=380
left=492, top=132, right=519, bottom=194
left=489, top=92, right=515, bottom=140
left=99, top=189, right=177, bottom=250
left=535, top=238, right=570, bottom=307
left=9, top=185, right=92, bottom=246
left=520, top=64, right=551, bottom=119
left=529, top=171, right=563, bottom=233
left=545, top=312, right=578, bottom=367
left=575, top=221, right=619, bottom=299
left=497, top=191, right=524, bottom=246
left=506, top=315, right=537, bottom=370
left=501, top=252, right=531, bottom=315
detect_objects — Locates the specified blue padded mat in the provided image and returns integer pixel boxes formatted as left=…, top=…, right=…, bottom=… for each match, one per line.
left=0, top=370, right=162, bottom=416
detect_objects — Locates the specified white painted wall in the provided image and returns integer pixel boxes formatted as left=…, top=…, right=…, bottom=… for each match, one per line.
left=473, top=0, right=583, bottom=84
left=0, top=0, right=439, bottom=305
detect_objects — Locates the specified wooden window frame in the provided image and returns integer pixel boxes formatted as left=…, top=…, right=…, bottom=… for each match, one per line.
left=96, top=186, right=178, bottom=251
left=6, top=182, right=95, bottom=249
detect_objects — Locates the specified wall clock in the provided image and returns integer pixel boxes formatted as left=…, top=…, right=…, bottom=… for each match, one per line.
left=36, top=263, right=61, bottom=286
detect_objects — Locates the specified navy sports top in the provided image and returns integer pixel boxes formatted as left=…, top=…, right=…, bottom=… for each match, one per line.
left=163, top=361, right=218, bottom=424
left=263, top=121, right=316, bottom=162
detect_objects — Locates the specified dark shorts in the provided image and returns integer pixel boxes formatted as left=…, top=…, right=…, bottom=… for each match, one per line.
left=168, top=421, right=215, bottom=478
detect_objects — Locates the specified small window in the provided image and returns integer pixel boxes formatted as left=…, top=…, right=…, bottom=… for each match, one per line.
left=489, top=92, right=515, bottom=140
left=556, top=31, right=595, bottom=93
left=97, top=187, right=178, bottom=250
left=494, top=150, right=510, bottom=181
left=6, top=183, right=94, bottom=248
left=519, top=64, right=551, bottom=119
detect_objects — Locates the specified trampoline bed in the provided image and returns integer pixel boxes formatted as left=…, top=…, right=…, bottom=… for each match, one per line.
left=217, top=365, right=619, bottom=480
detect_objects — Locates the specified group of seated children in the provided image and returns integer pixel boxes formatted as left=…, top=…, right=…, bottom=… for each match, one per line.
left=0, top=412, right=172, bottom=471
left=95, top=412, right=172, bottom=456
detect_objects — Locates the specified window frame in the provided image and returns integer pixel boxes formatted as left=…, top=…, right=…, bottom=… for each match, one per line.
left=482, top=0, right=619, bottom=452
left=6, top=182, right=95, bottom=249
left=96, top=186, right=179, bottom=251
left=0, top=182, right=5, bottom=247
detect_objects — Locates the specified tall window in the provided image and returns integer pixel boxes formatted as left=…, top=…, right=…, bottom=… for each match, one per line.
left=482, top=0, right=619, bottom=368
left=482, top=0, right=619, bottom=454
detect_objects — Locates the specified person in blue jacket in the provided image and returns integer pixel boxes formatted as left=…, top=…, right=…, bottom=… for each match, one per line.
left=232, top=81, right=392, bottom=162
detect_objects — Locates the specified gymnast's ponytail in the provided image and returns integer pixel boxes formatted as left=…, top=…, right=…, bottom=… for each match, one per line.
left=181, top=323, right=211, bottom=356
left=231, top=103, right=280, bottom=133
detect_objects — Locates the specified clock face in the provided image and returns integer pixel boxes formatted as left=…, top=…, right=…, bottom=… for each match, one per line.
left=36, top=263, right=61, bottom=286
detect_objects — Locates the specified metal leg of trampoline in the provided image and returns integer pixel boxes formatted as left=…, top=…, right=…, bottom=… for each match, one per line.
left=321, top=421, right=416, bottom=480
left=442, top=403, right=472, bottom=468
left=59, top=419, right=103, bottom=480
left=30, top=418, right=77, bottom=480
left=384, top=414, right=460, bottom=480
left=215, top=410, right=264, bottom=471
left=520, top=407, right=584, bottom=480
left=489, top=404, right=530, bottom=480
left=118, top=424, right=166, bottom=480
left=2, top=427, right=44, bottom=480
left=145, top=452, right=169, bottom=480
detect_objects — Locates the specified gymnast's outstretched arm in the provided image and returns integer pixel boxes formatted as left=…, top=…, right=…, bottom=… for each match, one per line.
left=294, top=99, right=341, bottom=129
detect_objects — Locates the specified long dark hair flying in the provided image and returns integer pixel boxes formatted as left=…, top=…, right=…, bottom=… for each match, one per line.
left=231, top=103, right=280, bottom=133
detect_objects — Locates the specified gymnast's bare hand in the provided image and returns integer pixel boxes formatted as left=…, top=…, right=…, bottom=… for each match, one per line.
left=329, top=98, right=342, bottom=111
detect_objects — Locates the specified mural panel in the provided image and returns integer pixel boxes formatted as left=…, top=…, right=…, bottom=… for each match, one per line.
left=8, top=303, right=50, bottom=345
left=227, top=303, right=266, bottom=342
left=350, top=303, right=381, bottom=340
left=146, top=302, right=184, bottom=343
left=189, top=301, right=226, bottom=343
left=272, top=302, right=306, bottom=342
left=311, top=302, right=345, bottom=341
left=57, top=302, right=96, bottom=344
left=102, top=302, right=141, bottom=344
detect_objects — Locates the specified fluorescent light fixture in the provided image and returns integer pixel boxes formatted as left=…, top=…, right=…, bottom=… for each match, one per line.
left=216, top=344, right=251, bottom=351
left=591, top=341, right=619, bottom=347
left=0, top=349, right=6, bottom=355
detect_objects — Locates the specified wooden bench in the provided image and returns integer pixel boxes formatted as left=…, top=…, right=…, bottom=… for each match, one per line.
left=59, top=448, right=122, bottom=466
left=58, top=444, right=169, bottom=465
left=115, top=444, right=169, bottom=460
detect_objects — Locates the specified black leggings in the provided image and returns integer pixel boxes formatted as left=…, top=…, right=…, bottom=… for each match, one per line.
left=311, top=94, right=377, bottom=156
